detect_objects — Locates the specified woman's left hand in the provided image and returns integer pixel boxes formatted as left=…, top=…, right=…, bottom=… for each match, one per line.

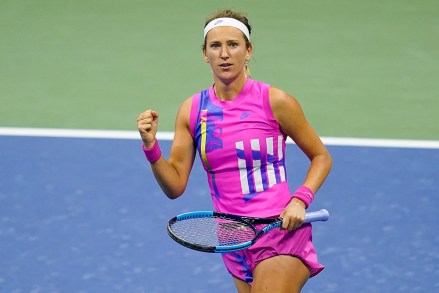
left=280, top=198, right=306, bottom=231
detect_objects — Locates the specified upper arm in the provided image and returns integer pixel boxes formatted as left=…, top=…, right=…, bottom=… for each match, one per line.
left=269, top=87, right=327, bottom=160
left=168, top=97, right=196, bottom=185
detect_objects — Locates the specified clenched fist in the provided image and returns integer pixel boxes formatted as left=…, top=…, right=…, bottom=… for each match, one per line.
left=137, top=110, right=159, bottom=148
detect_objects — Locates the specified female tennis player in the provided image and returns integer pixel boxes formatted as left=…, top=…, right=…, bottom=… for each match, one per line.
left=137, top=9, right=332, bottom=293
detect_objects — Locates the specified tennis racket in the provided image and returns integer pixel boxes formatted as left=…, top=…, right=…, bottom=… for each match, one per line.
left=167, top=209, right=329, bottom=253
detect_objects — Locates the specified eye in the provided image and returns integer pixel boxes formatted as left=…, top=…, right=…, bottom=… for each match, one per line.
left=229, top=42, right=238, bottom=48
left=210, top=43, right=220, bottom=49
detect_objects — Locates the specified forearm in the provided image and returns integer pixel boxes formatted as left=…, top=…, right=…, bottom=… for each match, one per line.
left=302, top=152, right=332, bottom=193
left=143, top=138, right=194, bottom=199
left=287, top=152, right=331, bottom=213
left=149, top=157, right=189, bottom=199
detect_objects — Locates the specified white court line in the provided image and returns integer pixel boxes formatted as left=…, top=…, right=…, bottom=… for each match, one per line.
left=0, top=127, right=438, bottom=149
left=0, top=127, right=174, bottom=140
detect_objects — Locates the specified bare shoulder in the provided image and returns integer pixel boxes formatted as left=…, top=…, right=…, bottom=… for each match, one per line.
left=175, top=96, right=194, bottom=126
left=268, top=85, right=327, bottom=161
left=179, top=96, right=194, bottom=113
left=268, top=86, right=303, bottom=121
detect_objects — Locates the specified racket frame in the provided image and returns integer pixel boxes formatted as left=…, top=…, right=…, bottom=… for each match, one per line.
left=167, top=209, right=329, bottom=253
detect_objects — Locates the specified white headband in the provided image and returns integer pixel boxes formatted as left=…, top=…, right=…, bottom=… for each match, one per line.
left=203, top=17, right=250, bottom=41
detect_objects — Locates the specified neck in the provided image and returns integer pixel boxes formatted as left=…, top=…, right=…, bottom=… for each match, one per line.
left=213, top=73, right=248, bottom=101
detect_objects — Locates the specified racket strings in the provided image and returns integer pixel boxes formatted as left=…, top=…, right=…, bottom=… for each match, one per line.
left=170, top=216, right=256, bottom=247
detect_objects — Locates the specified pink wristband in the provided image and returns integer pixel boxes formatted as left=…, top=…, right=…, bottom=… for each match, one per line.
left=142, top=140, right=162, bottom=163
left=292, top=185, right=315, bottom=208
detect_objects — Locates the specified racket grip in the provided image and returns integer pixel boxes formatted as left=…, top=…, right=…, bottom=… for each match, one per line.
left=304, top=209, right=329, bottom=223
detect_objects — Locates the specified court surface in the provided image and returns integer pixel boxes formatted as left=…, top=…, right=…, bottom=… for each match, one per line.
left=1, top=133, right=438, bottom=292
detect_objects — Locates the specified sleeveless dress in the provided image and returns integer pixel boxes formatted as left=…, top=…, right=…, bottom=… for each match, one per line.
left=189, top=78, right=324, bottom=282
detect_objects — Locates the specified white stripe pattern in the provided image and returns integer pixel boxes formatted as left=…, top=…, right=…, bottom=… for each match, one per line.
left=251, top=139, right=264, bottom=192
left=277, top=135, right=286, bottom=182
left=235, top=141, right=249, bottom=195
left=266, top=137, right=277, bottom=188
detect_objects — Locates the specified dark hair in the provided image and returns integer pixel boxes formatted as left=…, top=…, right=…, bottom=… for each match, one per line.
left=202, top=9, right=252, bottom=50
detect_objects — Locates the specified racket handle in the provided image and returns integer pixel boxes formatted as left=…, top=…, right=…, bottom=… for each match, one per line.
left=304, top=209, right=329, bottom=223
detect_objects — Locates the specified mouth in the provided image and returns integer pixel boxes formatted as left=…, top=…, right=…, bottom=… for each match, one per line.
left=219, top=63, right=232, bottom=69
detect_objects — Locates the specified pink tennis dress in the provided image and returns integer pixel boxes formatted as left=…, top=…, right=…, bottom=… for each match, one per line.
left=189, top=78, right=324, bottom=283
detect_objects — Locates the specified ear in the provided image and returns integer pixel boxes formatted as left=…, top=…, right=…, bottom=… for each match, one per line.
left=202, top=48, right=209, bottom=63
left=245, top=43, right=253, bottom=61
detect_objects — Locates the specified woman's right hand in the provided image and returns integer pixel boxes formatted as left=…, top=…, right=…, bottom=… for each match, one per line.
left=137, top=109, right=159, bottom=148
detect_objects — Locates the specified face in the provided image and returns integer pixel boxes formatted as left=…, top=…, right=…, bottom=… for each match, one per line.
left=203, top=26, right=252, bottom=83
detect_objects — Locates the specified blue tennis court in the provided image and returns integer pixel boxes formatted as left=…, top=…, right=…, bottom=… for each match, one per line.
left=1, top=133, right=438, bottom=292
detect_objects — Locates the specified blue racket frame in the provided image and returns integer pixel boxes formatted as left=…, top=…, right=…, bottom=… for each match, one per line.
left=167, top=209, right=329, bottom=253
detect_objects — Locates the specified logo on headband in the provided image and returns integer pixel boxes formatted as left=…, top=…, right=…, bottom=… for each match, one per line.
left=214, top=19, right=224, bottom=25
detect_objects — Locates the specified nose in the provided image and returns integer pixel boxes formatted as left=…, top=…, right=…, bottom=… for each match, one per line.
left=220, top=47, right=230, bottom=59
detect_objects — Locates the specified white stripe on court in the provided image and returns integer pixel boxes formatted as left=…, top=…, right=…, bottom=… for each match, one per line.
left=0, top=127, right=438, bottom=149
left=0, top=127, right=174, bottom=140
